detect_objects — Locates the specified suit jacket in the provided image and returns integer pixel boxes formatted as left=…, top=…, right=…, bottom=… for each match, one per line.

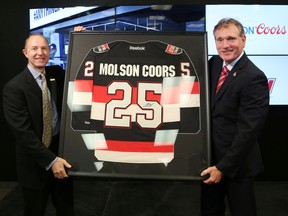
left=209, top=53, right=269, bottom=178
left=3, top=65, right=65, bottom=188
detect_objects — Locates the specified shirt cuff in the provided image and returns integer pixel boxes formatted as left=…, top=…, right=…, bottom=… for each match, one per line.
left=46, top=157, right=58, bottom=170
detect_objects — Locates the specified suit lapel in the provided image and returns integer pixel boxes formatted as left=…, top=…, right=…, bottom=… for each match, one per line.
left=24, top=67, right=42, bottom=98
left=211, top=54, right=248, bottom=110
left=210, top=61, right=223, bottom=109
left=211, top=63, right=223, bottom=95
left=45, top=67, right=58, bottom=104
left=22, top=68, right=43, bottom=125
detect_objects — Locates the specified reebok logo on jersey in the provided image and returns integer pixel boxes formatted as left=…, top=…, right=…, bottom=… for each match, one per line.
left=129, top=46, right=145, bottom=51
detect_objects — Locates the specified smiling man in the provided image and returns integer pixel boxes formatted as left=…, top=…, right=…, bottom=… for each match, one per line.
left=200, top=18, right=270, bottom=216
left=3, top=34, right=74, bottom=216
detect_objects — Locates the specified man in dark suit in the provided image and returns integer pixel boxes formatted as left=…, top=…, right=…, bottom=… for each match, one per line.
left=200, top=18, right=270, bottom=216
left=3, top=34, right=74, bottom=216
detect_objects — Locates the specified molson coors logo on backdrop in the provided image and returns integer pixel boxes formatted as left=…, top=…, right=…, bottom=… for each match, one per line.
left=244, top=24, right=287, bottom=35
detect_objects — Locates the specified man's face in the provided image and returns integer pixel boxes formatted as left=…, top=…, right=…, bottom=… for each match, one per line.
left=22, top=35, right=50, bottom=72
left=214, top=24, right=246, bottom=64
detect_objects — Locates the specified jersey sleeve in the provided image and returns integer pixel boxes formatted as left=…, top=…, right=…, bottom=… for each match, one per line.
left=177, top=48, right=200, bottom=134
left=70, top=49, right=95, bottom=131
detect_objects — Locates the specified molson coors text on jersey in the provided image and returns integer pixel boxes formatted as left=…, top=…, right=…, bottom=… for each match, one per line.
left=69, top=40, right=200, bottom=163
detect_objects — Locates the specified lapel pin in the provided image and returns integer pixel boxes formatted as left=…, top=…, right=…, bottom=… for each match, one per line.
left=233, top=72, right=237, bottom=77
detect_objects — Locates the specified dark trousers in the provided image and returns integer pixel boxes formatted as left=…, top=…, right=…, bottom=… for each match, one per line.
left=22, top=173, right=74, bottom=216
left=201, top=177, right=257, bottom=216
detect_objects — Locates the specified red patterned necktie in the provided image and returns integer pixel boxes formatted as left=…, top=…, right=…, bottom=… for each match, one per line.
left=216, top=66, right=229, bottom=93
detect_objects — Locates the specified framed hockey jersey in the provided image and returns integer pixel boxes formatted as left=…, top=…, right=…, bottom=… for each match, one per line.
left=59, top=31, right=211, bottom=180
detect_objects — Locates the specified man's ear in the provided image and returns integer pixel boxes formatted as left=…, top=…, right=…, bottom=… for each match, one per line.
left=22, top=48, right=27, bottom=57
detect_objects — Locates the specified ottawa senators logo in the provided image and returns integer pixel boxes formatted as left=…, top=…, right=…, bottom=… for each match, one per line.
left=93, top=43, right=110, bottom=53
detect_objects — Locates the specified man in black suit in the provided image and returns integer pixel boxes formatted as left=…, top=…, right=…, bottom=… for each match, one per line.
left=3, top=34, right=74, bottom=216
left=200, top=18, right=269, bottom=216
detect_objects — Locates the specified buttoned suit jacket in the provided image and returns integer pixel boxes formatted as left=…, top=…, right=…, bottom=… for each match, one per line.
left=209, top=53, right=269, bottom=178
left=3, top=65, right=65, bottom=188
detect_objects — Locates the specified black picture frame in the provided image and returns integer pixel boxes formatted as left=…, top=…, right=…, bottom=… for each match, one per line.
left=59, top=31, right=211, bottom=181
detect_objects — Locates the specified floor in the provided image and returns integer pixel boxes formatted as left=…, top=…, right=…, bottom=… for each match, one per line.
left=0, top=180, right=288, bottom=216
